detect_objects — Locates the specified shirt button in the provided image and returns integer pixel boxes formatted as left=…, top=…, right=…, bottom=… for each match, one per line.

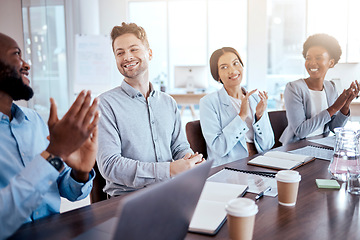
left=48, top=181, right=53, bottom=185
left=243, top=128, right=246, bottom=130
left=36, top=211, right=39, bottom=215
left=236, top=136, right=239, bottom=139
left=2, top=116, right=6, bottom=120
left=151, top=121, right=155, bottom=124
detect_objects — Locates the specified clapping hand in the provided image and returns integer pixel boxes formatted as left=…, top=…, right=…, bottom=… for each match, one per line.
left=239, top=89, right=257, bottom=121
left=46, top=90, right=100, bottom=182
left=255, top=91, right=268, bottom=120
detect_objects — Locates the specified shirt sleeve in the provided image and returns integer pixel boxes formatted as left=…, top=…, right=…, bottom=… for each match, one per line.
left=57, top=165, right=95, bottom=202
left=0, top=156, right=59, bottom=239
left=97, top=99, right=171, bottom=190
left=169, top=98, right=194, bottom=160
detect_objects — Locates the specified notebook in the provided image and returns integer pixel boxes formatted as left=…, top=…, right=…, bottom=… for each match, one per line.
left=188, top=181, right=248, bottom=235
left=289, top=145, right=333, bottom=161
left=73, top=160, right=213, bottom=240
left=207, top=168, right=278, bottom=197
left=247, top=151, right=315, bottom=170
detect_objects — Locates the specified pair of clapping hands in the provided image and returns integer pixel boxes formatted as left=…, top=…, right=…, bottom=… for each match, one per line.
left=329, top=80, right=360, bottom=116
left=45, top=90, right=99, bottom=182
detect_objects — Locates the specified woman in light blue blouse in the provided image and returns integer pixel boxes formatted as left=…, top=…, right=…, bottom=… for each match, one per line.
left=280, top=34, right=360, bottom=145
left=200, top=47, right=274, bottom=166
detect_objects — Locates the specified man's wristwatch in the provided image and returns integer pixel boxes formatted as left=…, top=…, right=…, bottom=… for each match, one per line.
left=41, top=151, right=65, bottom=172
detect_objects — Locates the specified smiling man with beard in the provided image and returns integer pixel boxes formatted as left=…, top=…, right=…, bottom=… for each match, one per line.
left=96, top=22, right=205, bottom=197
left=0, top=32, right=100, bottom=239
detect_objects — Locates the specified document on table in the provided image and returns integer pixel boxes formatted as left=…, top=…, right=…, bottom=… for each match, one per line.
left=308, top=135, right=335, bottom=148
left=207, top=168, right=278, bottom=197
left=289, top=145, right=333, bottom=161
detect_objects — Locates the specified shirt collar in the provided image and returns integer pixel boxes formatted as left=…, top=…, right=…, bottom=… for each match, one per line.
left=0, top=103, right=28, bottom=123
left=11, top=103, right=28, bottom=123
left=121, top=80, right=156, bottom=98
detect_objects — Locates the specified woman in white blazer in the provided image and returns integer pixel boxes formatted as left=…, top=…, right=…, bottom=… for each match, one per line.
left=280, top=34, right=360, bottom=145
left=200, top=47, right=274, bottom=166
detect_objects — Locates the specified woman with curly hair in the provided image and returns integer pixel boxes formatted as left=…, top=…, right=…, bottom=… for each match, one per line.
left=280, top=33, right=360, bottom=144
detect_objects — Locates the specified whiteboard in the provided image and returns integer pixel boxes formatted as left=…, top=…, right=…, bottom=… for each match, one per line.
left=74, top=34, right=116, bottom=94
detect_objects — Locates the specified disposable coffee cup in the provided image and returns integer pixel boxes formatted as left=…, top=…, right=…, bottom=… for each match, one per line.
left=225, top=198, right=258, bottom=240
left=275, top=170, right=301, bottom=206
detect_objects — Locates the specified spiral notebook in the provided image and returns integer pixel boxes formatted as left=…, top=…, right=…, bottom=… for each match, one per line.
left=207, top=168, right=278, bottom=197
left=289, top=145, right=333, bottom=161
left=247, top=151, right=315, bottom=170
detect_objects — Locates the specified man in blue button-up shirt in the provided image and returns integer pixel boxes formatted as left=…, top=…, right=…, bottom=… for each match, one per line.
left=0, top=33, right=100, bottom=239
left=97, top=23, right=205, bottom=196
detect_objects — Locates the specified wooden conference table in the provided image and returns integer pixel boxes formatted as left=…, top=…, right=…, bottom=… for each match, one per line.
left=10, top=138, right=360, bottom=240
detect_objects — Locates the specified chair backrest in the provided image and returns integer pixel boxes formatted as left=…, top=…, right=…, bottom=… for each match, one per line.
left=185, top=120, right=208, bottom=159
left=268, top=110, right=288, bottom=148
left=90, top=163, right=108, bottom=203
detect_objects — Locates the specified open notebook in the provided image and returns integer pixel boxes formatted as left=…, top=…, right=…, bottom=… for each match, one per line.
left=189, top=181, right=248, bottom=235
left=248, top=151, right=315, bottom=170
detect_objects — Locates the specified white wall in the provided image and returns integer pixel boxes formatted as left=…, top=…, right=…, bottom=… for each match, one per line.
left=247, top=0, right=267, bottom=90
left=98, top=0, right=127, bottom=35
left=0, top=0, right=24, bottom=49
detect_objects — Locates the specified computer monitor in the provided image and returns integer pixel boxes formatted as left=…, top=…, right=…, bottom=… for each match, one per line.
left=174, top=65, right=208, bottom=92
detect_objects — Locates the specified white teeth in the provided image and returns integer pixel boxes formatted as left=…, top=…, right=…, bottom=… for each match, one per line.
left=229, top=74, right=239, bottom=79
left=124, top=62, right=137, bottom=68
left=310, top=69, right=318, bottom=72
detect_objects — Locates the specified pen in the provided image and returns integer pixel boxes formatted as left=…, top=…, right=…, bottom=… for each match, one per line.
left=255, top=186, right=271, bottom=201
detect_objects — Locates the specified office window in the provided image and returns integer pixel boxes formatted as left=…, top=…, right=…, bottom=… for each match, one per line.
left=128, top=0, right=247, bottom=91
left=22, top=0, right=69, bottom=119
left=266, top=0, right=306, bottom=110
left=307, top=0, right=360, bottom=63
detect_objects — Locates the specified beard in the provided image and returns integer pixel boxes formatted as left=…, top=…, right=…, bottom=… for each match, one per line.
left=0, top=61, right=34, bottom=101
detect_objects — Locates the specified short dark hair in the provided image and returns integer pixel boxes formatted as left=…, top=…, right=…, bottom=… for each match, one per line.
left=302, top=33, right=342, bottom=65
left=110, top=22, right=149, bottom=51
left=209, top=47, right=244, bottom=83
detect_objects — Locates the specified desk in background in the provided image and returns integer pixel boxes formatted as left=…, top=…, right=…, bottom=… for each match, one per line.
left=10, top=138, right=360, bottom=240
left=169, top=93, right=206, bottom=119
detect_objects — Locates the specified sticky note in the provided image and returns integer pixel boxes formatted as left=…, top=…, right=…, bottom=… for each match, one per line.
left=316, top=179, right=340, bottom=189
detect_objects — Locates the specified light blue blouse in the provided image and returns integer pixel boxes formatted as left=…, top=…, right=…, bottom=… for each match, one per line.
left=200, top=87, right=274, bottom=167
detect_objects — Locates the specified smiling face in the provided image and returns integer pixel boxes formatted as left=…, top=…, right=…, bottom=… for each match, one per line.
left=305, top=46, right=334, bottom=80
left=113, top=33, right=152, bottom=82
left=217, top=52, right=244, bottom=89
left=0, top=33, right=33, bottom=101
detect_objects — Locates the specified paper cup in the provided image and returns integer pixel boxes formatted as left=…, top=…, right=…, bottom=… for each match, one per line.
left=225, top=198, right=258, bottom=240
left=275, top=170, right=301, bottom=206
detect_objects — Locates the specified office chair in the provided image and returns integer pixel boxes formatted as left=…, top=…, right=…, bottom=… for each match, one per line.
left=268, top=110, right=288, bottom=148
left=185, top=120, right=208, bottom=159
left=90, top=163, right=108, bottom=203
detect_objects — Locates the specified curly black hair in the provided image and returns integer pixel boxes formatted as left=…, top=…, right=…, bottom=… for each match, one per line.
left=302, top=33, right=342, bottom=65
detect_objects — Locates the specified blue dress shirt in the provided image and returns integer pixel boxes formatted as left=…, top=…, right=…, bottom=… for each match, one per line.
left=0, top=104, right=94, bottom=239
left=97, top=81, right=192, bottom=196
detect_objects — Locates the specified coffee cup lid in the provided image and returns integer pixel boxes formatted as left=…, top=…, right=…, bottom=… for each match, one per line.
left=275, top=170, right=301, bottom=183
left=225, top=198, right=258, bottom=217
